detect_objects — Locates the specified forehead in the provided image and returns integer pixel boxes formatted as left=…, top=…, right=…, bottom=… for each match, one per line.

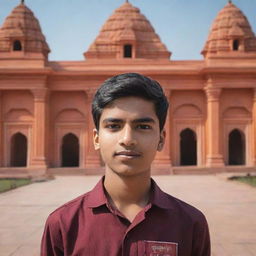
left=100, top=97, right=157, bottom=120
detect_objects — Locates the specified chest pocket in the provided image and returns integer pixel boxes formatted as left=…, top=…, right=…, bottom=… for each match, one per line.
left=138, top=240, right=178, bottom=256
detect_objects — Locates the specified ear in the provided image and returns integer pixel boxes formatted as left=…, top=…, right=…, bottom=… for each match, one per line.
left=157, top=129, right=166, bottom=152
left=93, top=129, right=100, bottom=150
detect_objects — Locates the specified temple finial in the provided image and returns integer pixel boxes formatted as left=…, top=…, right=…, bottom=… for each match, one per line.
left=228, top=0, right=232, bottom=3
left=126, top=0, right=129, bottom=3
left=21, top=0, right=25, bottom=4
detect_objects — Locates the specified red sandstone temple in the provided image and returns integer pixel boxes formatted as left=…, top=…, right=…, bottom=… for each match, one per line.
left=0, top=1, right=256, bottom=176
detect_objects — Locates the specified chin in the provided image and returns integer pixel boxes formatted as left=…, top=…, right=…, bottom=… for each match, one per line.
left=110, top=165, right=150, bottom=177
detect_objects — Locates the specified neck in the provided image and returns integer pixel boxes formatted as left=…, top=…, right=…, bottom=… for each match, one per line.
left=104, top=169, right=151, bottom=207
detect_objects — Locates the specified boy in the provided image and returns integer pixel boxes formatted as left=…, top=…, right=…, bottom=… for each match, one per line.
left=41, top=73, right=210, bottom=256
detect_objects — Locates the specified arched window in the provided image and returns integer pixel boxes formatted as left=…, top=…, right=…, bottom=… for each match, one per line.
left=232, top=40, right=239, bottom=51
left=61, top=133, right=79, bottom=167
left=180, top=128, right=197, bottom=166
left=228, top=129, right=245, bottom=165
left=124, top=44, right=132, bottom=58
left=10, top=133, right=27, bottom=167
left=13, top=40, right=22, bottom=51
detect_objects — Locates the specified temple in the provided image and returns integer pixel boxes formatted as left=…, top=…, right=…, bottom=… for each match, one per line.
left=0, top=1, right=256, bottom=176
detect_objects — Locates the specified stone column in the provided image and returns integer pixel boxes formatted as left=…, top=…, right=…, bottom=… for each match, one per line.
left=205, top=80, right=224, bottom=167
left=84, top=89, right=102, bottom=174
left=0, top=91, right=2, bottom=167
left=152, top=89, right=172, bottom=174
left=30, top=88, right=48, bottom=168
left=253, top=88, right=256, bottom=165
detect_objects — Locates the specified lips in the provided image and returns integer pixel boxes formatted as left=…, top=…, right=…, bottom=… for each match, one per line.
left=114, top=150, right=141, bottom=158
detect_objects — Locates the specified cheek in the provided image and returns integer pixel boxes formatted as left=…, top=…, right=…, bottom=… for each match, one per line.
left=141, top=136, right=159, bottom=151
left=99, top=143, right=112, bottom=163
left=98, top=133, right=117, bottom=156
left=99, top=132, right=118, bottom=145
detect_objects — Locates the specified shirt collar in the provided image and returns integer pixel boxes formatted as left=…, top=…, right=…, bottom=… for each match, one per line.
left=150, top=179, right=174, bottom=210
left=87, top=177, right=108, bottom=208
left=87, top=176, right=174, bottom=210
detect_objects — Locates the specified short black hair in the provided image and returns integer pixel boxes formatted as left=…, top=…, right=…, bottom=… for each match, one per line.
left=92, top=73, right=169, bottom=131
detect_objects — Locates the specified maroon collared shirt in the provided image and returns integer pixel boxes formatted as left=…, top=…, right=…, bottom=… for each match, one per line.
left=41, top=178, right=210, bottom=256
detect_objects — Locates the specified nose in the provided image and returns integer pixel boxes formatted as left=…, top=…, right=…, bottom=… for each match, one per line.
left=118, top=125, right=137, bottom=147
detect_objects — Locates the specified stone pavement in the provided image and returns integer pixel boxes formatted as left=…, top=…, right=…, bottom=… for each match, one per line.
left=0, top=175, right=256, bottom=256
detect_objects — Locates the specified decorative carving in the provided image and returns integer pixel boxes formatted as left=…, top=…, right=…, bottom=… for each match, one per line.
left=31, top=88, right=48, bottom=101
left=204, top=78, right=221, bottom=101
left=205, top=87, right=221, bottom=101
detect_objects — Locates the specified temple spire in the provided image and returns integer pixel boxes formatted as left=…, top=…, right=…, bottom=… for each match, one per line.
left=228, top=0, right=232, bottom=3
left=21, top=0, right=25, bottom=4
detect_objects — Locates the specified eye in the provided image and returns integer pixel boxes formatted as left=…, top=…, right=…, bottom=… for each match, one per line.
left=105, top=124, right=120, bottom=130
left=136, top=124, right=152, bottom=130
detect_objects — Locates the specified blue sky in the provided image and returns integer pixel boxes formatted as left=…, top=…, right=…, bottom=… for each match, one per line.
left=1, top=0, right=256, bottom=61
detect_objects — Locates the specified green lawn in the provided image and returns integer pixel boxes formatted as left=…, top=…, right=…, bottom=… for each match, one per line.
left=229, top=175, right=256, bottom=187
left=0, top=178, right=31, bottom=193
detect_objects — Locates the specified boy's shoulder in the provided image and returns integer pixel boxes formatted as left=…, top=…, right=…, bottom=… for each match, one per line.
left=163, top=191, right=207, bottom=222
left=151, top=180, right=207, bottom=224
left=47, top=191, right=90, bottom=222
left=46, top=178, right=105, bottom=224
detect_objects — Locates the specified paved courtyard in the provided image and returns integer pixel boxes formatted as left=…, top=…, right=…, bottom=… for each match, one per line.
left=0, top=174, right=255, bottom=256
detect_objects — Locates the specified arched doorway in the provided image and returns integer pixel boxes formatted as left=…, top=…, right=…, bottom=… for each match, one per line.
left=61, top=133, right=79, bottom=167
left=10, top=133, right=27, bottom=167
left=228, top=129, right=245, bottom=165
left=180, top=128, right=197, bottom=165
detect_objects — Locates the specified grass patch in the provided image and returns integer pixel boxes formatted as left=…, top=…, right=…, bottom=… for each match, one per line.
left=229, top=175, right=256, bottom=187
left=0, top=178, right=31, bottom=193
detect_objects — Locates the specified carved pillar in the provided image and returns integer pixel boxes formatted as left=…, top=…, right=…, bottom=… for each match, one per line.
left=0, top=91, right=2, bottom=167
left=152, top=89, right=172, bottom=174
left=30, top=88, right=48, bottom=168
left=253, top=89, right=256, bottom=165
left=84, top=89, right=102, bottom=174
left=205, top=80, right=224, bottom=167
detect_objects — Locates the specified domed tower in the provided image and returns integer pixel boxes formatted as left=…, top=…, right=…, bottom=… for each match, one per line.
left=84, top=1, right=170, bottom=60
left=202, top=0, right=256, bottom=58
left=0, top=0, right=50, bottom=61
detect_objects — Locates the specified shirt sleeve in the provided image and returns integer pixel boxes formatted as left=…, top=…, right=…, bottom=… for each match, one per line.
left=40, top=213, right=64, bottom=256
left=192, top=213, right=211, bottom=256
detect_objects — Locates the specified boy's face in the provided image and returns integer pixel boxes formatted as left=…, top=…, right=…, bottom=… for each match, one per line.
left=93, top=96, right=165, bottom=177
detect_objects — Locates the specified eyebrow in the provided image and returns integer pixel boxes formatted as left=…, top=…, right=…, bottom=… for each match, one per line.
left=102, top=117, right=156, bottom=124
left=132, top=118, right=156, bottom=124
left=102, top=118, right=123, bottom=124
